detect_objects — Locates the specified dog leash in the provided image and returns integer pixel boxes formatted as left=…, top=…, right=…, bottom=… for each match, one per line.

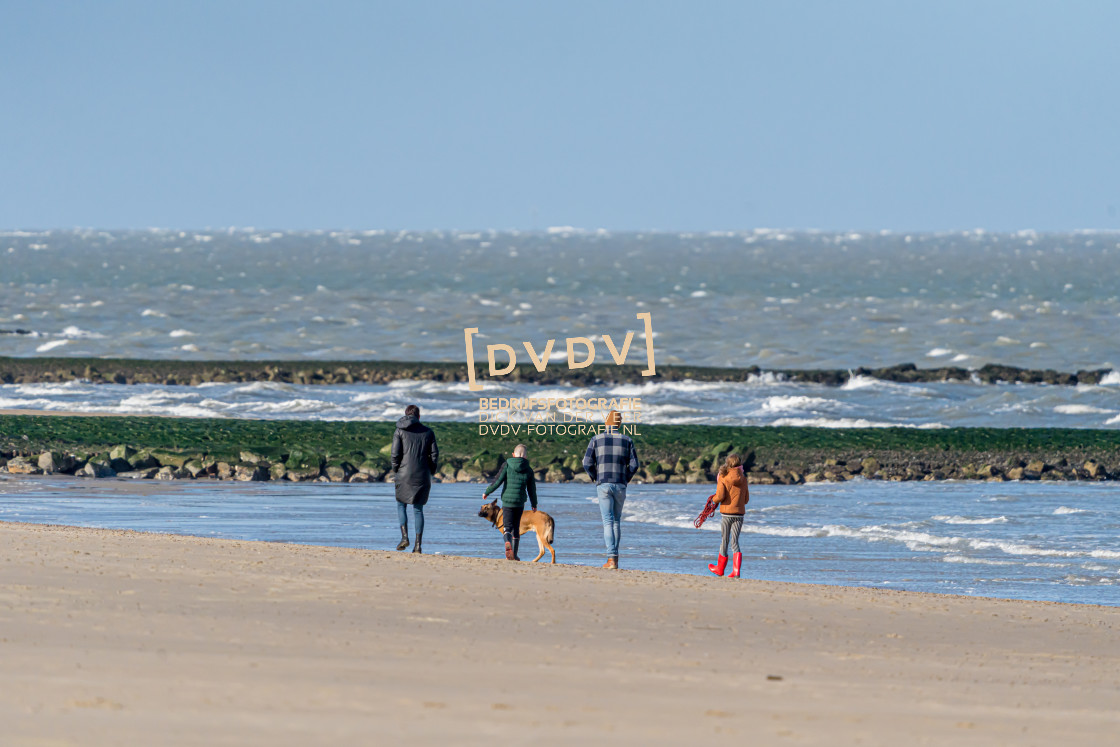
left=693, top=495, right=717, bottom=528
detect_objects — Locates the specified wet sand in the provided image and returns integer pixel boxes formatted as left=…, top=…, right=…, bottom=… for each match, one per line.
left=1, top=521, right=1118, bottom=745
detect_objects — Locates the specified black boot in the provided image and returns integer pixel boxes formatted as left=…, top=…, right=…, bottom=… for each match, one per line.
left=396, top=526, right=409, bottom=551
left=511, top=535, right=521, bottom=561
left=412, top=532, right=423, bottom=554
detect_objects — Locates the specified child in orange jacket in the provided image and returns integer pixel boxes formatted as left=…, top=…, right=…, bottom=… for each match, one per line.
left=709, top=453, right=749, bottom=577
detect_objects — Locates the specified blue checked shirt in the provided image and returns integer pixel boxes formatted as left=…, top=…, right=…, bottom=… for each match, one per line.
left=582, top=430, right=640, bottom=485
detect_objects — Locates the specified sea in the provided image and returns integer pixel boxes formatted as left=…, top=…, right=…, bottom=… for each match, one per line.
left=2, top=229, right=1119, bottom=604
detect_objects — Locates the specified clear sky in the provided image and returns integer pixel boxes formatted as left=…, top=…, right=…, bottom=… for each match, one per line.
left=2, top=0, right=1118, bottom=231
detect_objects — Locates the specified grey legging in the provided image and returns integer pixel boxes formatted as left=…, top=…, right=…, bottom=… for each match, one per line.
left=719, top=514, right=743, bottom=556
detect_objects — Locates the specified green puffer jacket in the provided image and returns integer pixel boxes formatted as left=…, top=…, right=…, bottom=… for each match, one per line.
left=483, top=457, right=538, bottom=509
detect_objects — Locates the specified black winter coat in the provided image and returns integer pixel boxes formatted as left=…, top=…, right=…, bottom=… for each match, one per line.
left=391, top=415, right=439, bottom=505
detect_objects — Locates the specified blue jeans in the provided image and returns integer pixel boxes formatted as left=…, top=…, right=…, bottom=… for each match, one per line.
left=597, top=483, right=627, bottom=558
left=397, top=502, right=425, bottom=537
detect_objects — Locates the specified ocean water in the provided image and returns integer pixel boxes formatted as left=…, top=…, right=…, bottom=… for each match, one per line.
left=3, top=228, right=1119, bottom=371
left=4, top=229, right=1120, bottom=606
left=0, top=475, right=1115, bottom=606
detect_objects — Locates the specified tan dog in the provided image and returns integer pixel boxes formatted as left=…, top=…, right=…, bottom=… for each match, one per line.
left=477, top=500, right=556, bottom=563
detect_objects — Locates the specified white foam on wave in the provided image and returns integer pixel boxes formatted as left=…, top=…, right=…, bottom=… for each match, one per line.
left=1054, top=506, right=1087, bottom=515
left=942, top=555, right=1017, bottom=566
left=60, top=326, right=105, bottom=339
left=1099, top=371, right=1120, bottom=386
left=231, top=381, right=295, bottom=395
left=387, top=380, right=493, bottom=394
left=120, top=390, right=197, bottom=406
left=770, top=417, right=947, bottom=429
left=169, top=329, right=196, bottom=337
left=1054, top=404, right=1114, bottom=415
left=252, top=399, right=335, bottom=414
left=933, top=515, right=1009, bottom=525
left=926, top=348, right=953, bottom=357
left=735, top=521, right=1102, bottom=561
left=841, top=375, right=880, bottom=390
left=10, top=381, right=92, bottom=395
left=0, top=397, right=55, bottom=410
left=990, top=309, right=1015, bottom=320
left=760, top=395, right=831, bottom=413
left=35, top=339, right=69, bottom=352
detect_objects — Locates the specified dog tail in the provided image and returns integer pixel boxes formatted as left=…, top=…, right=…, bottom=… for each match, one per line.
left=546, top=515, right=555, bottom=545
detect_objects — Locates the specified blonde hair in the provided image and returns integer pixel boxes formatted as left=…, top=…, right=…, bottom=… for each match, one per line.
left=513, top=444, right=527, bottom=458
left=718, top=453, right=742, bottom=478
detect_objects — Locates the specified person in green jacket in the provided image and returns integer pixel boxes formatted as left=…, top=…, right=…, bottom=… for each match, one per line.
left=482, top=444, right=538, bottom=561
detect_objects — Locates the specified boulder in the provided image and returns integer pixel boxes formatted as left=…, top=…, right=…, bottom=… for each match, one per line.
left=155, top=466, right=186, bottom=480
left=684, top=470, right=707, bottom=484
left=78, top=461, right=115, bottom=478
left=130, top=451, right=160, bottom=470
left=1023, top=460, right=1046, bottom=479
left=804, top=472, right=824, bottom=483
left=1083, top=460, right=1103, bottom=478
left=239, top=450, right=268, bottom=464
left=269, top=463, right=287, bottom=481
left=977, top=464, right=1001, bottom=479
left=1007, top=467, right=1025, bottom=481
left=708, top=442, right=733, bottom=460
left=215, top=462, right=234, bottom=479
left=184, top=460, right=207, bottom=479
left=109, top=444, right=137, bottom=464
left=688, top=456, right=710, bottom=473
left=571, top=472, right=592, bottom=483
left=234, top=463, right=268, bottom=482
left=667, top=474, right=686, bottom=484
left=348, top=472, right=373, bottom=483
left=6, top=457, right=41, bottom=475
left=545, top=465, right=570, bottom=482
left=325, top=461, right=355, bottom=483
left=860, top=457, right=880, bottom=475
left=747, top=471, right=776, bottom=485
left=455, top=469, right=476, bottom=482
left=117, top=468, right=159, bottom=479
left=285, top=464, right=322, bottom=481
left=39, top=451, right=77, bottom=474
left=150, top=451, right=190, bottom=469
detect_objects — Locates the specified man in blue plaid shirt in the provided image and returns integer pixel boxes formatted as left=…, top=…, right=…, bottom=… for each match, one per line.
left=582, top=409, right=640, bottom=569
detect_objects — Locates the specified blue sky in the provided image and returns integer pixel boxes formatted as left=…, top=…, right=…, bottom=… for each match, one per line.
left=2, top=0, right=1118, bottom=231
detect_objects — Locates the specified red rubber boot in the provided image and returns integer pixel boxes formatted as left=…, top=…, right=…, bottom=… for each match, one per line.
left=708, top=555, right=728, bottom=576
left=729, top=552, right=742, bottom=578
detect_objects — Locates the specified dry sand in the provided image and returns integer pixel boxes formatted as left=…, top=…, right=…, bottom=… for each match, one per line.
left=1, top=521, right=1117, bottom=746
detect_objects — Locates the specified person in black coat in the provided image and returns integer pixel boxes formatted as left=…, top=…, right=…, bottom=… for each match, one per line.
left=390, top=404, right=439, bottom=553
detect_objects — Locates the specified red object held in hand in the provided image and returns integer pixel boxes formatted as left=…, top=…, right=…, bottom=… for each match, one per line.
left=694, top=496, right=717, bottom=528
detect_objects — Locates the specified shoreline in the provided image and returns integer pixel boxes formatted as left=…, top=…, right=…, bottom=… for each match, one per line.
left=3, top=520, right=1118, bottom=744
left=1, top=354, right=1114, bottom=387
left=2, top=515, right=1115, bottom=608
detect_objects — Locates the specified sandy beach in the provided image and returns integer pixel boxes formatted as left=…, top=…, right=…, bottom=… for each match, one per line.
left=1, top=521, right=1117, bottom=745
